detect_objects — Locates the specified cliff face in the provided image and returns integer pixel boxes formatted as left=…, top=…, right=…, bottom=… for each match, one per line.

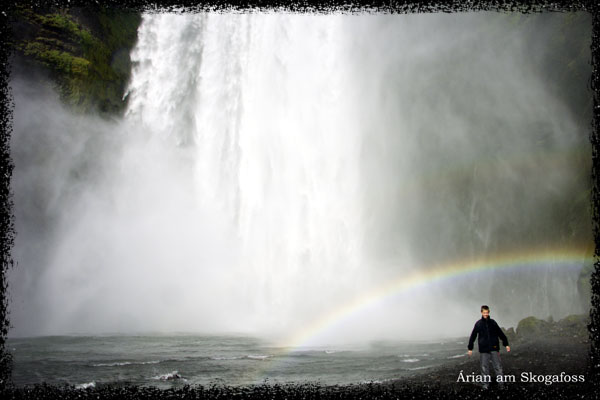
left=9, top=6, right=141, bottom=116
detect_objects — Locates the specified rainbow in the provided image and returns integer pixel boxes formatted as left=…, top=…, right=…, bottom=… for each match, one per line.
left=247, top=245, right=594, bottom=384
left=279, top=245, right=594, bottom=349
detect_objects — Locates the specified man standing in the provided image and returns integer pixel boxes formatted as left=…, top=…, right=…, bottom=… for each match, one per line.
left=467, top=305, right=510, bottom=389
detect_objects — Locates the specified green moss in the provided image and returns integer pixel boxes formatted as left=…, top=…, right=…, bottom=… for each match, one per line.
left=36, top=13, right=81, bottom=34
left=516, top=314, right=589, bottom=340
left=36, top=36, right=77, bottom=52
left=557, top=314, right=589, bottom=338
left=558, top=314, right=587, bottom=326
left=22, top=41, right=90, bottom=77
left=12, top=7, right=142, bottom=115
left=516, top=316, right=548, bottom=337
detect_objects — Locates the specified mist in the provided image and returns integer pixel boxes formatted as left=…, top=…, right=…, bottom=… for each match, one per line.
left=7, top=11, right=593, bottom=346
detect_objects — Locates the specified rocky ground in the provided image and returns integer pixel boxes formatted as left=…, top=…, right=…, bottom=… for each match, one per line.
left=384, top=313, right=597, bottom=398
left=3, top=338, right=597, bottom=399
left=3, top=314, right=597, bottom=399
left=391, top=336, right=591, bottom=391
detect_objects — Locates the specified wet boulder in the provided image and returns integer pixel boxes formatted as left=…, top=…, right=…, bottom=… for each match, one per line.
left=501, top=326, right=517, bottom=344
left=556, top=314, right=588, bottom=338
left=514, top=314, right=589, bottom=342
left=516, top=316, right=550, bottom=338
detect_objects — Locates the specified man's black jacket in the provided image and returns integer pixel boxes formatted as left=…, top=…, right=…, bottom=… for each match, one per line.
left=467, top=316, right=509, bottom=353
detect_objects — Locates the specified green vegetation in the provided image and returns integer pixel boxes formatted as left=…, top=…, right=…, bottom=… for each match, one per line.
left=516, top=316, right=550, bottom=337
left=514, top=314, right=589, bottom=341
left=11, top=6, right=142, bottom=115
left=22, top=41, right=91, bottom=76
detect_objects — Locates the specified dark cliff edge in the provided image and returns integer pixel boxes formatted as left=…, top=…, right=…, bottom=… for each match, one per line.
left=8, top=5, right=141, bottom=116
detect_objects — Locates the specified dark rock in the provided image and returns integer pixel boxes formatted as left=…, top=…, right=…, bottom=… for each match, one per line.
left=516, top=316, right=551, bottom=338
left=502, top=326, right=517, bottom=344
left=9, top=5, right=142, bottom=116
left=510, top=314, right=589, bottom=342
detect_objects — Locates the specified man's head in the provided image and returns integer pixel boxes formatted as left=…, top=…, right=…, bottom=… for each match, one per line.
left=481, top=305, right=490, bottom=318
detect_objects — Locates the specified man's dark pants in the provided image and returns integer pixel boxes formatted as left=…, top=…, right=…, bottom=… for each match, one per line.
left=480, top=351, right=504, bottom=389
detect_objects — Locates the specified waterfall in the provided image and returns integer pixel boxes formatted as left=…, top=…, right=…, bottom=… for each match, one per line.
left=7, top=11, right=592, bottom=342
left=123, top=13, right=368, bottom=338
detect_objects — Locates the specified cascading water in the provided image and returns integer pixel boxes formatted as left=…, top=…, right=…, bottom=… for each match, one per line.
left=8, top=11, right=593, bottom=344
left=123, top=13, right=369, bottom=340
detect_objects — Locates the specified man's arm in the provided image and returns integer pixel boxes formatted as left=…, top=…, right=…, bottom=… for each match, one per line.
left=494, top=320, right=510, bottom=350
left=467, top=323, right=478, bottom=352
left=494, top=320, right=509, bottom=346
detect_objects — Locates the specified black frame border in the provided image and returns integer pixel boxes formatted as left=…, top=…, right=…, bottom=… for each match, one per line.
left=0, top=1, right=598, bottom=399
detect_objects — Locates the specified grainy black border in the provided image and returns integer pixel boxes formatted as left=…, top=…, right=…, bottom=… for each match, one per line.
left=0, top=0, right=599, bottom=399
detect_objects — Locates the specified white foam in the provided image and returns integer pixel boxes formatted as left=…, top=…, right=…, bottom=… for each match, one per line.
left=153, top=371, right=182, bottom=380
left=93, top=360, right=160, bottom=367
left=360, top=377, right=395, bottom=384
left=210, top=356, right=244, bottom=360
left=401, top=358, right=420, bottom=363
left=75, top=382, right=96, bottom=389
left=246, top=354, right=271, bottom=360
left=447, top=354, right=466, bottom=359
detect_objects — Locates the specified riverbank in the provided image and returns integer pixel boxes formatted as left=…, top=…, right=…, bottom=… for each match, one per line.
left=387, top=335, right=593, bottom=395
left=3, top=336, right=596, bottom=400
